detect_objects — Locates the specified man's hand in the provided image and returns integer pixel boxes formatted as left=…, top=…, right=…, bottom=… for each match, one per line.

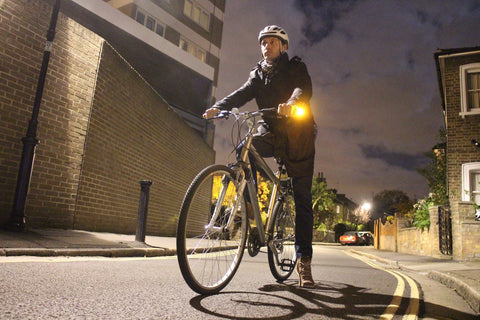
left=203, top=107, right=221, bottom=119
left=277, top=103, right=293, bottom=116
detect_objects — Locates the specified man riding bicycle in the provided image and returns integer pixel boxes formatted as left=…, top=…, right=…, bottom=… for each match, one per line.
left=204, top=25, right=316, bottom=288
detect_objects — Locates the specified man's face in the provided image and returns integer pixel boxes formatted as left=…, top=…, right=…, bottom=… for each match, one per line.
left=261, top=36, right=286, bottom=62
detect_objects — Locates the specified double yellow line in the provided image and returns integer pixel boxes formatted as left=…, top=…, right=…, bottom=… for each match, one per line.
left=345, top=251, right=419, bottom=320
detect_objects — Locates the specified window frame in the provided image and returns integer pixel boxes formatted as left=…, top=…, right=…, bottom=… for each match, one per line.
left=459, top=63, right=480, bottom=117
left=179, top=37, right=206, bottom=63
left=135, top=11, right=146, bottom=25
left=135, top=9, right=165, bottom=37
left=155, top=23, right=165, bottom=37
left=462, top=162, right=480, bottom=203
left=183, top=0, right=210, bottom=31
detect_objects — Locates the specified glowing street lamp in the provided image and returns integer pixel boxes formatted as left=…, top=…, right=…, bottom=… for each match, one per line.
left=361, top=202, right=371, bottom=212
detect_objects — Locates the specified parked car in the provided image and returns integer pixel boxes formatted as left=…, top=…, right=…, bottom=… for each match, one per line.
left=357, top=231, right=374, bottom=246
left=339, top=231, right=374, bottom=246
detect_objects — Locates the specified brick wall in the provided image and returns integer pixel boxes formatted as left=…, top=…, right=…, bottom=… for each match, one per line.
left=74, top=42, right=214, bottom=235
left=396, top=207, right=442, bottom=257
left=0, top=0, right=102, bottom=227
left=375, top=208, right=443, bottom=258
left=0, top=0, right=215, bottom=235
left=458, top=203, right=480, bottom=260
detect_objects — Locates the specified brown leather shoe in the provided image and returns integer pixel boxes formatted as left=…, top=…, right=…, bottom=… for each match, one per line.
left=296, top=256, right=315, bottom=288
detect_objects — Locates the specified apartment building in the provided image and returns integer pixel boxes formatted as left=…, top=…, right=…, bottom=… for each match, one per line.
left=65, top=0, right=225, bottom=140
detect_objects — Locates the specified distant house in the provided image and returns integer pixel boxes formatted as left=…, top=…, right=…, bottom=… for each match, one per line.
left=333, top=193, right=357, bottom=223
left=434, top=46, right=480, bottom=260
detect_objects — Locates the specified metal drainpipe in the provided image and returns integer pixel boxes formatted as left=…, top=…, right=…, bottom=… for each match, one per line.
left=5, top=0, right=62, bottom=231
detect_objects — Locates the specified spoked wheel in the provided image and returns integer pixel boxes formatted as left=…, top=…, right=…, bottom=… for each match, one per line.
left=176, top=164, right=248, bottom=295
left=268, top=195, right=296, bottom=281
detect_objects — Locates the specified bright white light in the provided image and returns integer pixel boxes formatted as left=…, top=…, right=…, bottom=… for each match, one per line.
left=361, top=202, right=371, bottom=211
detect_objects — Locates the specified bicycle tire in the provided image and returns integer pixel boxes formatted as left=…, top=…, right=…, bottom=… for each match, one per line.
left=268, top=194, right=297, bottom=281
left=177, top=164, right=248, bottom=295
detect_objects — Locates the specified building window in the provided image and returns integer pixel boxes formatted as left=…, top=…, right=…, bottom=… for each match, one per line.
left=462, top=162, right=480, bottom=203
left=459, top=63, right=480, bottom=117
left=146, top=16, right=155, bottom=31
left=136, top=11, right=145, bottom=24
left=179, top=37, right=206, bottom=62
left=183, top=0, right=210, bottom=30
left=155, top=24, right=165, bottom=37
left=135, top=9, right=165, bottom=37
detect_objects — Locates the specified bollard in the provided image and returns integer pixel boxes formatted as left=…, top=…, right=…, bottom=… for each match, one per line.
left=135, top=180, right=153, bottom=243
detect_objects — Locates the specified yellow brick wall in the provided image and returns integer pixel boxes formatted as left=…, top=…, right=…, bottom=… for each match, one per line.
left=0, top=0, right=215, bottom=235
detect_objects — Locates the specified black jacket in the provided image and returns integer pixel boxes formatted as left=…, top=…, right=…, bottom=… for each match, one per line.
left=213, top=53, right=315, bottom=177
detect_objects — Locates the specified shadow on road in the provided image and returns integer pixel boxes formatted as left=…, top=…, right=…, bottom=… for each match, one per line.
left=189, top=280, right=477, bottom=319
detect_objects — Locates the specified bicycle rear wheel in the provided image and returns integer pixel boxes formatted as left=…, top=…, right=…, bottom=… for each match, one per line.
left=177, top=164, right=248, bottom=295
left=268, top=194, right=296, bottom=281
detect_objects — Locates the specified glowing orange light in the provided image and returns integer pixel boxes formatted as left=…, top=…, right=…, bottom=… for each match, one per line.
left=293, top=105, right=305, bottom=117
left=291, top=103, right=307, bottom=117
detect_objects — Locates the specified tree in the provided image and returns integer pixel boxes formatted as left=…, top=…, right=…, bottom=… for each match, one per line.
left=411, top=128, right=447, bottom=230
left=351, top=205, right=371, bottom=227
left=311, top=175, right=336, bottom=229
left=417, top=128, right=447, bottom=206
left=371, top=189, right=413, bottom=219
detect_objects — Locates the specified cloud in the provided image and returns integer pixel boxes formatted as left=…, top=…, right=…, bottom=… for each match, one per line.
left=215, top=0, right=480, bottom=202
left=359, top=144, right=428, bottom=171
left=293, top=0, right=360, bottom=46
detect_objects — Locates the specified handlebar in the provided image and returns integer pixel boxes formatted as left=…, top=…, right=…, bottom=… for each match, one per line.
left=208, top=107, right=278, bottom=120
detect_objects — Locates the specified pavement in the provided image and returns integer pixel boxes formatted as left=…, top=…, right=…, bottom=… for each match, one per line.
left=1, top=228, right=479, bottom=315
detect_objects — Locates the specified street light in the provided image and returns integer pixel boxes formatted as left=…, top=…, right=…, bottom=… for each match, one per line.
left=361, top=202, right=371, bottom=212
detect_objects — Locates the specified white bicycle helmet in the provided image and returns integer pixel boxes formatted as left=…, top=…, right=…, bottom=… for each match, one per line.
left=258, top=25, right=289, bottom=49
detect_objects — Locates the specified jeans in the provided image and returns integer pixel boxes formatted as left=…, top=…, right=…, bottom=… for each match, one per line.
left=238, top=125, right=314, bottom=258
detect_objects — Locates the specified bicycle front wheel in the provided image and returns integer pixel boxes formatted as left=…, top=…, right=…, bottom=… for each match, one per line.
left=177, top=164, right=248, bottom=295
left=268, top=195, right=296, bottom=281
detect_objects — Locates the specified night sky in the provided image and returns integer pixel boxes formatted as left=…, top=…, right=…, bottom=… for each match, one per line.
left=212, top=0, right=480, bottom=204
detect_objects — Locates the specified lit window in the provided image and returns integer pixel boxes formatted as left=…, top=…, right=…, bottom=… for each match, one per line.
left=467, top=72, right=480, bottom=109
left=462, top=162, right=480, bottom=203
left=459, top=63, right=480, bottom=117
left=471, top=171, right=480, bottom=204
left=200, top=11, right=209, bottom=30
left=195, top=49, right=206, bottom=62
left=184, top=0, right=193, bottom=16
left=179, top=37, right=206, bottom=62
left=193, top=6, right=200, bottom=22
left=183, top=0, right=210, bottom=30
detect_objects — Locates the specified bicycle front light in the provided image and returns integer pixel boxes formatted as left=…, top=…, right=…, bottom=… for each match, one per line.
left=291, top=103, right=306, bottom=118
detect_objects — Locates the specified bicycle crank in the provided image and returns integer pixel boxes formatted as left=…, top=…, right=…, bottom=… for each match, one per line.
left=247, top=227, right=262, bottom=257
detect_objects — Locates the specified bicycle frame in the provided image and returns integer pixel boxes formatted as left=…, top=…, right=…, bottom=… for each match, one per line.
left=233, top=117, right=285, bottom=246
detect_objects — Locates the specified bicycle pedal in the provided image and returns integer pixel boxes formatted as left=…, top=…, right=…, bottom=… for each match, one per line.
left=280, top=259, right=294, bottom=271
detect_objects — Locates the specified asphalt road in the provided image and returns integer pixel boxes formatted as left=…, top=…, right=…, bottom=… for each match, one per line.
left=0, top=246, right=477, bottom=319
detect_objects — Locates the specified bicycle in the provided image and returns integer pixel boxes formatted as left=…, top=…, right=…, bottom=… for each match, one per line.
left=176, top=108, right=297, bottom=295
